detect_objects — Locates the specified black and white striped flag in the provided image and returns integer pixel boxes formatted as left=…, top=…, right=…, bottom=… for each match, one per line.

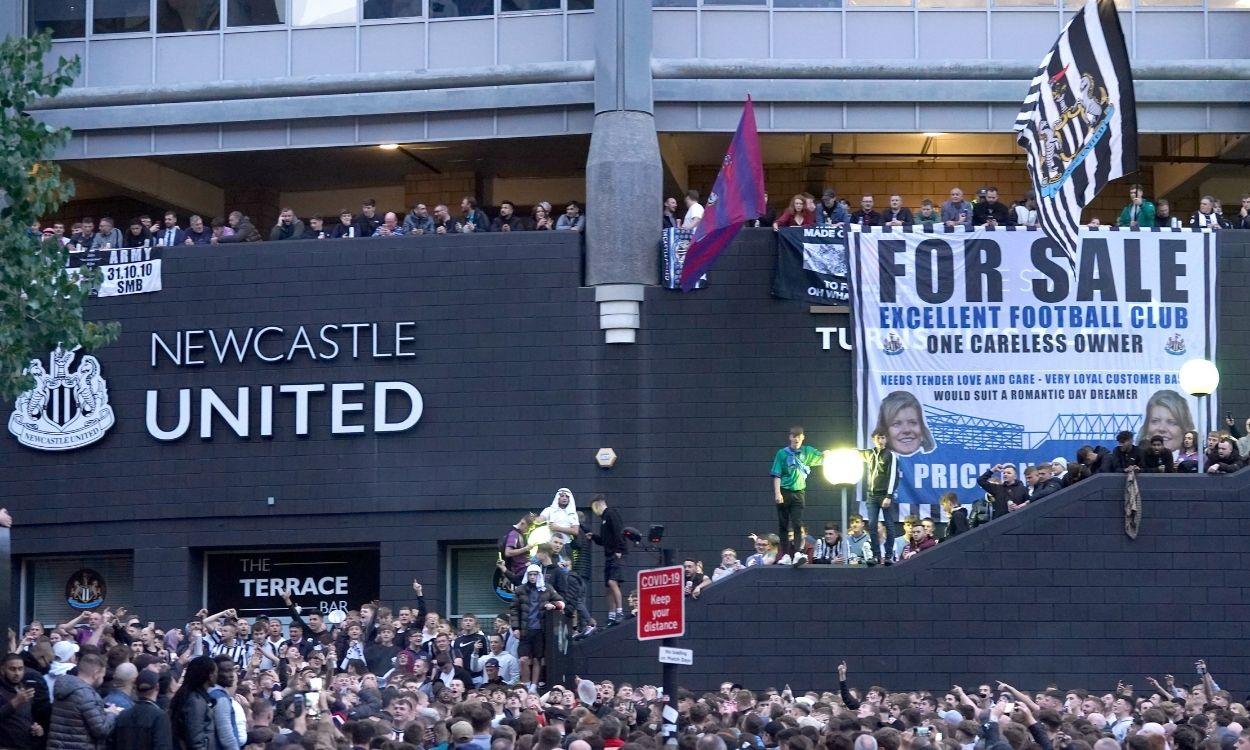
left=1014, top=0, right=1137, bottom=270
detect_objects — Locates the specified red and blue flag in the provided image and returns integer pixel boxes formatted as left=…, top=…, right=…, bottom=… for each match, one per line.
left=679, top=97, right=766, bottom=291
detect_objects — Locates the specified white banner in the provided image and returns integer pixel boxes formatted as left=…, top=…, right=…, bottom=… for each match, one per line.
left=850, top=228, right=1217, bottom=507
left=68, top=246, right=163, bottom=297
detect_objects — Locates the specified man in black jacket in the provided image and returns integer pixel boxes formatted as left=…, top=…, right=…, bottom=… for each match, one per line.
left=0, top=652, right=50, bottom=750
left=112, top=671, right=171, bottom=750
left=972, top=187, right=1014, bottom=227
left=590, top=495, right=626, bottom=627
left=977, top=464, right=1028, bottom=518
left=862, top=432, right=900, bottom=565
left=1106, top=430, right=1144, bottom=473
left=1077, top=444, right=1111, bottom=474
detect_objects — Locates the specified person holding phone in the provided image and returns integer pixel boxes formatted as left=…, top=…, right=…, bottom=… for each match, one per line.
left=0, top=652, right=49, bottom=749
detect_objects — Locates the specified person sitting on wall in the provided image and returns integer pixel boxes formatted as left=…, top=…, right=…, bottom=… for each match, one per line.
left=743, top=533, right=777, bottom=567
left=299, top=215, right=327, bottom=240
left=1174, top=429, right=1200, bottom=473
left=491, top=201, right=526, bottom=233
left=915, top=199, right=941, bottom=227
left=121, top=218, right=152, bottom=249
left=941, top=187, right=974, bottom=229
left=1076, top=444, right=1111, bottom=474
left=811, top=522, right=846, bottom=565
left=156, top=210, right=188, bottom=247
left=1031, top=463, right=1063, bottom=500
left=532, top=205, right=555, bottom=231
left=711, top=548, right=745, bottom=580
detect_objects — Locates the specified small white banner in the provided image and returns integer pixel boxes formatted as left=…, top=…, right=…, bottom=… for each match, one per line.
left=658, top=646, right=693, bottom=666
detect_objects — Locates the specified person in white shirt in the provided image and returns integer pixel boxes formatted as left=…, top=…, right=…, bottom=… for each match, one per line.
left=470, top=634, right=519, bottom=685
left=538, top=488, right=579, bottom=544
left=682, top=189, right=705, bottom=230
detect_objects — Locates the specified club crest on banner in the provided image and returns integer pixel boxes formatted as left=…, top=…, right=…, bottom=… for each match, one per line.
left=882, top=332, right=905, bottom=356
left=1165, top=333, right=1186, bottom=356
left=8, top=344, right=115, bottom=451
left=1038, top=69, right=1113, bottom=197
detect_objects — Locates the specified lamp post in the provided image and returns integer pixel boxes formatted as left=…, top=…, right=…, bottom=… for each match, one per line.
left=823, top=448, right=865, bottom=565
left=1179, top=358, right=1220, bottom=474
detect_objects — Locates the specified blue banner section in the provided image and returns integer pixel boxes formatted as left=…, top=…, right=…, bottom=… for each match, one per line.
left=850, top=228, right=1217, bottom=507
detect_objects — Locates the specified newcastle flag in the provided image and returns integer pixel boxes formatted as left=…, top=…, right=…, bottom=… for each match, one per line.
left=679, top=97, right=766, bottom=291
left=1014, top=0, right=1136, bottom=269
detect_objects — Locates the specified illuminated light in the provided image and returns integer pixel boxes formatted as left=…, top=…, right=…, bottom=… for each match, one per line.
left=822, top=448, right=864, bottom=486
left=378, top=143, right=400, bottom=150
left=1179, top=358, right=1219, bottom=397
left=923, top=132, right=946, bottom=137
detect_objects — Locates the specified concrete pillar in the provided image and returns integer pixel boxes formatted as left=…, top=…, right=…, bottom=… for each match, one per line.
left=585, top=0, right=661, bottom=344
left=0, top=2, right=21, bottom=40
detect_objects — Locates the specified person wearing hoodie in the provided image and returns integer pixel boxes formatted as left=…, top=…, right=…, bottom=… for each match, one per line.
left=49, top=653, right=118, bottom=750
left=509, top=564, right=564, bottom=694
left=169, top=656, right=216, bottom=750
left=213, top=212, right=262, bottom=244
left=538, top=488, right=579, bottom=545
left=940, top=493, right=969, bottom=540
left=207, top=658, right=241, bottom=750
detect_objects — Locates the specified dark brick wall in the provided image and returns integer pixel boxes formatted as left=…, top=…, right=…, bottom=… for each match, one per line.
left=2, top=228, right=1247, bottom=692
left=566, top=469, right=1250, bottom=695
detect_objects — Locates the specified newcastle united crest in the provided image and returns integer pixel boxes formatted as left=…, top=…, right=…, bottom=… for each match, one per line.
left=66, top=568, right=107, bottom=609
left=8, top=344, right=114, bottom=451
left=1037, top=67, right=1113, bottom=197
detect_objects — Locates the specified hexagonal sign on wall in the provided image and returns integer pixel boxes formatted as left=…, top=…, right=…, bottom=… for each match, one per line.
left=595, top=447, right=617, bottom=468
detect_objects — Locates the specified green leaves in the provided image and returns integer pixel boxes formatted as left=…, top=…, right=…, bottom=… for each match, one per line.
left=0, top=31, right=118, bottom=400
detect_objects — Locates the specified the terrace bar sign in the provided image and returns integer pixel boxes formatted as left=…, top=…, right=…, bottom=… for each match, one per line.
left=146, top=321, right=423, bottom=441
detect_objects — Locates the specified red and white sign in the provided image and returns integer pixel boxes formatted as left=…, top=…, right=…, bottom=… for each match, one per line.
left=636, top=565, right=685, bottom=641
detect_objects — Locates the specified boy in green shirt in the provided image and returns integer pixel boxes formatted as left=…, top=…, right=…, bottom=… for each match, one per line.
left=769, top=425, right=825, bottom=565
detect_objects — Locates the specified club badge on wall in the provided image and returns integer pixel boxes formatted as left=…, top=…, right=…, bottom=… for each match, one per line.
left=8, top=344, right=114, bottom=451
left=66, top=568, right=107, bottom=610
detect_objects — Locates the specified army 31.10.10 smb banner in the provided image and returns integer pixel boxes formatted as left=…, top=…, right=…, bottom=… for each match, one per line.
left=850, top=228, right=1217, bottom=505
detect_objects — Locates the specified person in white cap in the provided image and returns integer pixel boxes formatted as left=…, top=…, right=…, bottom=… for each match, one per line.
left=1051, top=457, right=1068, bottom=483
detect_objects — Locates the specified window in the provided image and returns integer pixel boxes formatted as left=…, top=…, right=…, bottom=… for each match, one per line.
left=363, top=0, right=424, bottom=19
left=293, top=0, right=357, bottom=24
left=28, top=0, right=86, bottom=37
left=653, top=0, right=697, bottom=6
left=228, top=0, right=285, bottom=26
left=773, top=0, right=842, bottom=7
left=702, top=0, right=768, bottom=5
left=430, top=0, right=494, bottom=16
left=24, top=555, right=133, bottom=626
left=502, top=0, right=561, bottom=9
left=567, top=0, right=594, bottom=8
left=93, top=0, right=150, bottom=33
left=158, top=0, right=220, bottom=32
left=447, top=545, right=503, bottom=624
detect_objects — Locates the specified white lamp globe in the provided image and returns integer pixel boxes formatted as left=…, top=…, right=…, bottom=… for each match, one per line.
left=1178, top=358, right=1219, bottom=397
left=822, top=448, right=864, bottom=486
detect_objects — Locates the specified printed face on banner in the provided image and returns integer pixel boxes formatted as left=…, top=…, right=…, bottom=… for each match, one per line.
left=850, top=230, right=1216, bottom=507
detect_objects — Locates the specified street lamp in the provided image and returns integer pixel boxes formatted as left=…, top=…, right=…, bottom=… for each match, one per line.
left=1179, top=358, right=1219, bottom=473
left=823, top=448, right=864, bottom=565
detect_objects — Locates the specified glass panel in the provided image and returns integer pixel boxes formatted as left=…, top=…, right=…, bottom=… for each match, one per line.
left=1207, top=0, right=1250, bottom=7
left=158, top=0, right=221, bottom=32
left=228, top=0, right=286, bottom=25
left=654, top=0, right=697, bottom=6
left=363, top=0, right=424, bottom=18
left=430, top=0, right=493, bottom=15
left=774, top=0, right=842, bottom=7
left=702, top=0, right=767, bottom=5
left=29, top=0, right=87, bottom=37
left=848, top=0, right=912, bottom=7
left=93, top=0, right=150, bottom=33
left=918, top=0, right=985, bottom=7
left=567, top=0, right=593, bottom=8
left=293, top=0, right=356, bottom=23
left=449, top=546, right=501, bottom=623
left=994, top=0, right=1057, bottom=6
left=1136, top=0, right=1201, bottom=6
left=502, top=0, right=559, bottom=9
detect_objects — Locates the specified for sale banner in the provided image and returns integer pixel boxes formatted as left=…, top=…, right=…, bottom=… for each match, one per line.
left=850, top=228, right=1217, bottom=506
left=772, top=226, right=850, bottom=304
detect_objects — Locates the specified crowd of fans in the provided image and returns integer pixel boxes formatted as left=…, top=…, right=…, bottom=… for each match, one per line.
left=35, top=185, right=1250, bottom=249
left=6, top=591, right=1248, bottom=750
left=661, top=185, right=1250, bottom=232
left=37, top=198, right=586, bottom=250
